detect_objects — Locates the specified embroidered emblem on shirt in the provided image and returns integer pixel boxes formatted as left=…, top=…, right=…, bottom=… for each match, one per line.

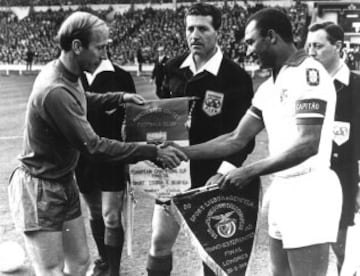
left=333, top=121, right=350, bottom=146
left=280, top=88, right=288, bottom=102
left=202, top=90, right=224, bottom=117
left=306, top=68, right=320, bottom=86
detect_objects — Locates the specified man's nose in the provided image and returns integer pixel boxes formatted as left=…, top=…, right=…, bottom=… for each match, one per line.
left=307, top=45, right=316, bottom=56
left=246, top=46, right=254, bottom=56
left=190, top=28, right=200, bottom=39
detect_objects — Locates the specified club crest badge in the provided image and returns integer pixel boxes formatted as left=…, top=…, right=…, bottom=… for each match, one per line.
left=203, top=90, right=224, bottom=117
left=206, top=203, right=245, bottom=239
left=306, top=68, right=320, bottom=86
left=333, top=121, right=350, bottom=146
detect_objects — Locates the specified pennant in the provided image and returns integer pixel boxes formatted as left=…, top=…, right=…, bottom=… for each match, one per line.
left=125, top=98, right=193, bottom=201
left=172, top=184, right=259, bottom=276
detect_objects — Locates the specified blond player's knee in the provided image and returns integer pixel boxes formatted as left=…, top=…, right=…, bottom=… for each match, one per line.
left=79, top=256, right=91, bottom=275
left=65, top=255, right=90, bottom=276
left=33, top=262, right=64, bottom=276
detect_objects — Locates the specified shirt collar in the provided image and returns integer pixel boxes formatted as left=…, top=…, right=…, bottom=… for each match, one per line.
left=57, top=59, right=79, bottom=82
left=333, top=61, right=350, bottom=86
left=85, top=59, right=115, bottom=85
left=180, top=46, right=223, bottom=76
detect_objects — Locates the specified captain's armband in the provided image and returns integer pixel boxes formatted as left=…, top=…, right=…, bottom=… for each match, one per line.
left=295, top=98, right=326, bottom=125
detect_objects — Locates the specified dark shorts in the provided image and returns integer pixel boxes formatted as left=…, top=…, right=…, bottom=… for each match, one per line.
left=8, top=167, right=81, bottom=232
left=76, top=158, right=127, bottom=193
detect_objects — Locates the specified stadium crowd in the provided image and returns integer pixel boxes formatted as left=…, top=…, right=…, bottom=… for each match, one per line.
left=0, top=2, right=310, bottom=66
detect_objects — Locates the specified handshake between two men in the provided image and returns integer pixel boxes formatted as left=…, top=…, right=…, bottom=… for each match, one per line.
left=127, top=94, right=252, bottom=191
left=154, top=141, right=253, bottom=191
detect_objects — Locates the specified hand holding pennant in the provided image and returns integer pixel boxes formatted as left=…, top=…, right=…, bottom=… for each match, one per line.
left=172, top=180, right=260, bottom=276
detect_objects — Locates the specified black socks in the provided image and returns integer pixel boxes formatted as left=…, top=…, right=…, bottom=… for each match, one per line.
left=146, top=254, right=172, bottom=276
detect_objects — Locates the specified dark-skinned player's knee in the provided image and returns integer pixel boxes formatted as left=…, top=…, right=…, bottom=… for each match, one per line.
left=151, top=232, right=175, bottom=253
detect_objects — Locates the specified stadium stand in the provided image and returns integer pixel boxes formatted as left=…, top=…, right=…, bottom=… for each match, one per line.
left=0, top=1, right=310, bottom=70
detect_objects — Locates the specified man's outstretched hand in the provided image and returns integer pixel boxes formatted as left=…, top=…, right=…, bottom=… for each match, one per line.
left=123, top=93, right=145, bottom=105
left=155, top=144, right=188, bottom=169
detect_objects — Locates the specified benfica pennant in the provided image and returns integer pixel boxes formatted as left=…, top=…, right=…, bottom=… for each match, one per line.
left=172, top=184, right=259, bottom=276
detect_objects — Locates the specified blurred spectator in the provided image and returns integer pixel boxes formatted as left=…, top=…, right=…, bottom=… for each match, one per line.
left=353, top=46, right=360, bottom=70
left=151, top=45, right=169, bottom=98
left=0, top=4, right=310, bottom=67
left=135, top=46, right=144, bottom=76
left=25, top=47, right=35, bottom=71
left=346, top=50, right=356, bottom=70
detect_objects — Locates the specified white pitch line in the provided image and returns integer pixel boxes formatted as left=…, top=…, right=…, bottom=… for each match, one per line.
left=0, top=136, right=23, bottom=140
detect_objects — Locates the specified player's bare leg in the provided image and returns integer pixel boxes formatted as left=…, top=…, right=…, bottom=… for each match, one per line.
left=269, top=237, right=291, bottom=276
left=24, top=216, right=89, bottom=276
left=287, top=243, right=330, bottom=276
left=102, top=191, right=125, bottom=276
left=63, top=216, right=90, bottom=275
left=332, top=228, right=347, bottom=273
left=147, top=204, right=180, bottom=276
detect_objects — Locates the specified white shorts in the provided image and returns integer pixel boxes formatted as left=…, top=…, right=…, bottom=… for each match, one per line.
left=268, top=169, right=342, bottom=249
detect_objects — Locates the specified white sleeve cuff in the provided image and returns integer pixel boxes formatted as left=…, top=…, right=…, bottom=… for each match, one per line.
left=217, top=161, right=237, bottom=175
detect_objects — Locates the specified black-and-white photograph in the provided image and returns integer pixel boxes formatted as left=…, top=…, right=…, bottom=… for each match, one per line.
left=0, top=0, right=360, bottom=275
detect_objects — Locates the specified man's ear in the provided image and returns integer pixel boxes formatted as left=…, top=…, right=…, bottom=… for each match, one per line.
left=334, top=41, right=343, bottom=52
left=267, top=29, right=277, bottom=44
left=72, top=39, right=82, bottom=55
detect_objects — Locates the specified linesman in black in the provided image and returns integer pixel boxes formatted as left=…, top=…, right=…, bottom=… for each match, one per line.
left=151, top=45, right=169, bottom=98
left=146, top=3, right=260, bottom=276
left=76, top=54, right=136, bottom=276
left=307, top=22, right=360, bottom=273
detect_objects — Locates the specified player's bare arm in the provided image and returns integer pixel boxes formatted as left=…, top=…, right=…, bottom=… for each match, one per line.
left=221, top=122, right=323, bottom=190
left=181, top=113, right=264, bottom=160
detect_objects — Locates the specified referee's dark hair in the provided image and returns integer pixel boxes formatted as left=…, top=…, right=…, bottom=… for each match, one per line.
left=308, top=22, right=344, bottom=44
left=246, top=8, right=294, bottom=43
left=185, top=3, right=222, bottom=30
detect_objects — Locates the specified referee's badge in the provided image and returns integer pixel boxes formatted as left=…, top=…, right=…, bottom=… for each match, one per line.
left=203, top=90, right=224, bottom=117
left=306, top=68, right=320, bottom=86
left=333, top=121, right=350, bottom=146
